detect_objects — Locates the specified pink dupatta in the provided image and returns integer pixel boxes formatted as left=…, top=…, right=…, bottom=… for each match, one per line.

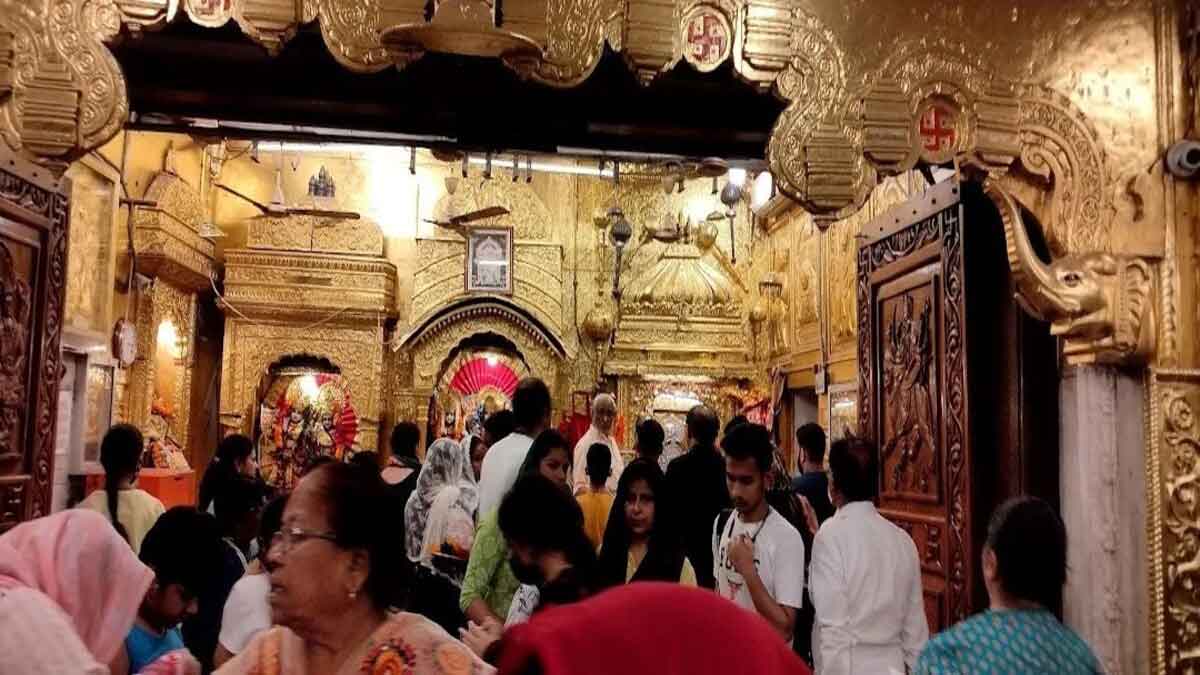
left=0, top=509, right=155, bottom=664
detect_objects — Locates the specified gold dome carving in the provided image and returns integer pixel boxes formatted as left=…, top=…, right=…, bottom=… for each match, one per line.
left=623, top=249, right=742, bottom=319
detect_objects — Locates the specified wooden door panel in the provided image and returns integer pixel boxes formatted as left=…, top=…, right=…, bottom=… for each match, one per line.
left=0, top=149, right=70, bottom=530
left=859, top=180, right=970, bottom=631
left=877, top=277, right=942, bottom=505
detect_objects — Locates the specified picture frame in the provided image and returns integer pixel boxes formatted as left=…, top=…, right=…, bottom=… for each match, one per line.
left=827, top=382, right=858, bottom=442
left=83, top=361, right=116, bottom=464
left=465, top=227, right=513, bottom=294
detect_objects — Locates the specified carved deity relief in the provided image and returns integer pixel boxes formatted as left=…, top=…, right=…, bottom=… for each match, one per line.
left=880, top=290, right=939, bottom=500
left=0, top=241, right=30, bottom=461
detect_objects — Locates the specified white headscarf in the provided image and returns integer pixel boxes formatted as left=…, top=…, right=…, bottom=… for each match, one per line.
left=403, top=438, right=479, bottom=564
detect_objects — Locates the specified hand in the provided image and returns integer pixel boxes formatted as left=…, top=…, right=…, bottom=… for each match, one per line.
left=136, top=649, right=200, bottom=675
left=799, top=495, right=820, bottom=537
left=459, top=617, right=504, bottom=658
left=728, top=534, right=756, bottom=577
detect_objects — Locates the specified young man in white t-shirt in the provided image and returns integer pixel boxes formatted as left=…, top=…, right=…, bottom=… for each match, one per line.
left=712, top=422, right=806, bottom=644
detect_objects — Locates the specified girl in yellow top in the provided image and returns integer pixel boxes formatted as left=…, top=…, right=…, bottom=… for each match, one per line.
left=78, top=424, right=165, bottom=554
left=576, top=443, right=615, bottom=552
left=597, top=458, right=696, bottom=587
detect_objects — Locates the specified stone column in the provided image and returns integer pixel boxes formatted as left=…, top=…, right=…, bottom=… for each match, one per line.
left=1059, top=366, right=1147, bottom=674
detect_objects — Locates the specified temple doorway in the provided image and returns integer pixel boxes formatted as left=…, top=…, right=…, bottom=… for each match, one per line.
left=426, top=334, right=531, bottom=444
left=858, top=179, right=1061, bottom=631
left=253, top=355, right=361, bottom=491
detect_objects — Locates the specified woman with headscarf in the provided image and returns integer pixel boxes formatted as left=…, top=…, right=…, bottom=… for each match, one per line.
left=491, top=583, right=811, bottom=675
left=405, top=437, right=480, bottom=633
left=0, top=510, right=198, bottom=675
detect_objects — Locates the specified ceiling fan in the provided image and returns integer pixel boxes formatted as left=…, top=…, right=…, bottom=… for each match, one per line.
left=215, top=168, right=361, bottom=220
left=423, top=205, right=510, bottom=231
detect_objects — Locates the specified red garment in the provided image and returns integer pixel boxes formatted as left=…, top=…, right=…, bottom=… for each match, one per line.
left=558, top=412, right=591, bottom=450
left=496, top=582, right=812, bottom=675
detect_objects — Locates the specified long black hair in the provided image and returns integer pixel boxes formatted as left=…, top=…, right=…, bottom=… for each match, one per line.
left=198, top=434, right=254, bottom=512
left=499, top=473, right=597, bottom=589
left=99, top=424, right=144, bottom=542
left=597, top=459, right=686, bottom=587
left=518, top=429, right=572, bottom=478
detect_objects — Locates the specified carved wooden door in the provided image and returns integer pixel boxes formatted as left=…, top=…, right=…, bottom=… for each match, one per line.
left=857, top=179, right=1060, bottom=631
left=858, top=180, right=971, bottom=631
left=0, top=148, right=70, bottom=531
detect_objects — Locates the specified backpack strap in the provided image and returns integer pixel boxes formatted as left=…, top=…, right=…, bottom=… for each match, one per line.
left=713, top=508, right=734, bottom=554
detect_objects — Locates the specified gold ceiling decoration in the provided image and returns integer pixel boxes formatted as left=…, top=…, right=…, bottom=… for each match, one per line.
left=0, top=0, right=1148, bottom=265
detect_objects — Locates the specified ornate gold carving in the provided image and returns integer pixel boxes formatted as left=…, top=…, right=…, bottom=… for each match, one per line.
left=234, top=0, right=302, bottom=55
left=222, top=249, right=396, bottom=320
left=512, top=0, right=617, bottom=87
left=406, top=305, right=562, bottom=398
left=0, top=0, right=130, bottom=169
left=1147, top=368, right=1200, bottom=675
left=316, top=0, right=397, bottom=73
left=219, top=320, right=384, bottom=450
left=245, top=213, right=385, bottom=256
left=986, top=179, right=1155, bottom=366
left=622, top=0, right=675, bottom=85
left=64, top=157, right=117, bottom=333
left=1015, top=85, right=1113, bottom=256
left=130, top=171, right=217, bottom=291
left=125, top=281, right=196, bottom=453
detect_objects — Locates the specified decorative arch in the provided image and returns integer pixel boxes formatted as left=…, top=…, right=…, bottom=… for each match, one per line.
left=402, top=299, right=565, bottom=397
left=218, top=321, right=385, bottom=450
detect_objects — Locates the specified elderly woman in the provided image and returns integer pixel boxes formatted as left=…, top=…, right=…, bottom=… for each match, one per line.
left=217, top=462, right=491, bottom=675
left=404, top=438, right=480, bottom=633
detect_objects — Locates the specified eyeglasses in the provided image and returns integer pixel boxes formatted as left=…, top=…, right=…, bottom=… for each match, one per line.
left=269, top=526, right=338, bottom=555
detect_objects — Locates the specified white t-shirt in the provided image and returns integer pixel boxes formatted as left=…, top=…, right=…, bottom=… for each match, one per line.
left=218, top=572, right=272, bottom=655
left=712, top=507, right=806, bottom=614
left=477, top=432, right=534, bottom=515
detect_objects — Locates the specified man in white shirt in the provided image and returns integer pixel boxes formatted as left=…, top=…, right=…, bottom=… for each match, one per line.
left=571, top=393, right=624, bottom=494
left=712, top=422, right=806, bottom=645
left=477, top=377, right=552, bottom=515
left=809, top=437, right=928, bottom=675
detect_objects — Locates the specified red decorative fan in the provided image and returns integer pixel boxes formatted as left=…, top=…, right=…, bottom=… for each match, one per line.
left=449, top=357, right=519, bottom=398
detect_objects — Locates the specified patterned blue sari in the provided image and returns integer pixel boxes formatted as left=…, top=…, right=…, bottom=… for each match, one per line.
left=914, top=609, right=1102, bottom=675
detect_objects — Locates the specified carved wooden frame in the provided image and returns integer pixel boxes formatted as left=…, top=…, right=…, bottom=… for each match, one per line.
left=0, top=147, right=68, bottom=529
left=857, top=180, right=971, bottom=627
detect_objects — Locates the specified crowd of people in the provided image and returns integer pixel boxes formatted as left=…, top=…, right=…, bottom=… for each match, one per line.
left=0, top=374, right=1103, bottom=674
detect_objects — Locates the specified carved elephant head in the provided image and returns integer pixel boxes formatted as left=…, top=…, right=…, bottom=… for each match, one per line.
left=983, top=180, right=1155, bottom=365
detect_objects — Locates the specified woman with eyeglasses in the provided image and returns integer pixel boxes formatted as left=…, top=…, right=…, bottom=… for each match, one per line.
left=216, top=461, right=491, bottom=675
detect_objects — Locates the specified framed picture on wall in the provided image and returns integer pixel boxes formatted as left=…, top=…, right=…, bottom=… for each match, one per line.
left=84, top=363, right=115, bottom=463
left=827, top=382, right=858, bottom=442
left=465, top=227, right=513, bottom=294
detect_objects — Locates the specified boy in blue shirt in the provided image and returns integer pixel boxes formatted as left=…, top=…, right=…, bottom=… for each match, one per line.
left=110, top=507, right=224, bottom=674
